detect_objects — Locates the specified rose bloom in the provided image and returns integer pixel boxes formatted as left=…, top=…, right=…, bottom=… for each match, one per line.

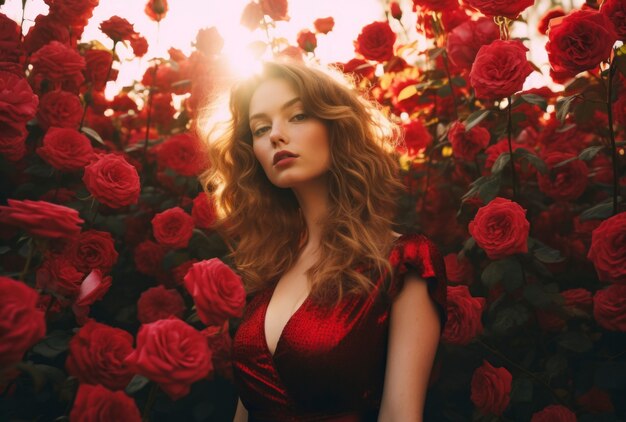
left=538, top=7, right=566, bottom=35
left=260, top=0, right=289, bottom=21
left=594, top=284, right=626, bottom=331
left=390, top=2, right=402, bottom=20
left=447, top=17, right=499, bottom=70
left=72, top=270, right=112, bottom=325
left=195, top=27, right=224, bottom=56
left=400, top=119, right=432, bottom=156
left=130, top=34, right=148, bottom=57
left=470, top=40, right=533, bottom=100
left=83, top=153, right=141, bottom=208
left=412, top=0, right=458, bottom=12
left=469, top=197, right=530, bottom=260
left=338, top=58, right=375, bottom=81
left=587, top=212, right=626, bottom=283
left=576, top=386, right=615, bottom=414
left=0, top=277, right=46, bottom=367
left=37, top=128, right=94, bottom=171
left=23, top=14, right=70, bottom=55
left=531, top=404, right=577, bottom=422
left=145, top=0, right=168, bottom=22
left=36, top=254, right=84, bottom=298
left=137, top=285, right=186, bottom=323
left=240, top=2, right=264, bottom=31
left=151, top=207, right=194, bottom=249
left=0, top=71, right=39, bottom=125
left=65, top=320, right=134, bottom=390
left=192, top=192, right=217, bottom=229
left=65, top=229, right=118, bottom=274
left=69, top=384, right=141, bottom=422
left=561, top=288, right=593, bottom=313
left=313, top=17, right=335, bottom=34
left=204, top=324, right=234, bottom=381
left=0, top=199, right=83, bottom=239
left=0, top=13, right=22, bottom=62
left=47, top=0, right=99, bottom=27
left=470, top=360, right=512, bottom=416
left=444, top=253, right=474, bottom=285
left=448, top=121, right=490, bottom=161
left=466, top=0, right=534, bottom=19
left=537, top=152, right=589, bottom=202
left=0, top=122, right=27, bottom=162
left=156, top=133, right=209, bottom=177
left=297, top=30, right=317, bottom=53
left=184, top=258, right=246, bottom=326
left=84, top=49, right=114, bottom=91
left=442, top=285, right=485, bottom=345
left=36, top=90, right=83, bottom=130
left=99, top=16, right=136, bottom=42
left=124, top=317, right=214, bottom=400
left=134, top=240, right=165, bottom=276
left=355, top=21, right=396, bottom=62
left=601, top=0, right=626, bottom=41
left=30, top=41, right=86, bottom=90
left=546, top=9, right=618, bottom=76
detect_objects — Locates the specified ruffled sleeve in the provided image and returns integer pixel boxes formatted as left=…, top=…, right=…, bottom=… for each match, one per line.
left=387, top=233, right=448, bottom=333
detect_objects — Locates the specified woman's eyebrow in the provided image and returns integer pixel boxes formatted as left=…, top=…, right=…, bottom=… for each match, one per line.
left=249, top=97, right=302, bottom=122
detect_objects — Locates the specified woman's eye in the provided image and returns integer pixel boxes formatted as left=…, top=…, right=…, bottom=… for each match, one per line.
left=252, top=126, right=270, bottom=137
left=291, top=113, right=307, bottom=122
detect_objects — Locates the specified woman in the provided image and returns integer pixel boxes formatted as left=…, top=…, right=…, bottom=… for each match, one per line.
left=201, top=61, right=447, bottom=421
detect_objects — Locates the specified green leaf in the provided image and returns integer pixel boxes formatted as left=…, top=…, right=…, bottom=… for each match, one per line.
left=427, top=47, right=445, bottom=59
left=481, top=258, right=523, bottom=291
left=162, top=250, right=190, bottom=270
left=515, top=148, right=548, bottom=174
left=579, top=199, right=619, bottom=221
left=464, top=109, right=491, bottom=131
left=126, top=375, right=150, bottom=395
left=81, top=126, right=105, bottom=146
left=523, top=284, right=556, bottom=308
left=491, top=152, right=511, bottom=174
left=32, top=330, right=72, bottom=359
left=510, top=377, right=533, bottom=403
left=578, top=145, right=604, bottom=161
left=520, top=93, right=547, bottom=111
left=546, top=354, right=568, bottom=378
left=492, top=304, right=530, bottom=335
left=533, top=243, right=566, bottom=264
left=557, top=331, right=592, bottom=353
left=556, top=95, right=578, bottom=123
left=478, top=174, right=501, bottom=204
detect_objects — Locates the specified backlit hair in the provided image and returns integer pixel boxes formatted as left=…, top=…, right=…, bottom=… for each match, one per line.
left=198, top=61, right=406, bottom=305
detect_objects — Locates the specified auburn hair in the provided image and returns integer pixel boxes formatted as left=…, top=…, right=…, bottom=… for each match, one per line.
left=198, top=61, right=406, bottom=305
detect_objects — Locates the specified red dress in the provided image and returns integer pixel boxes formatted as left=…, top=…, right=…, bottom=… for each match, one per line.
left=232, top=233, right=448, bottom=421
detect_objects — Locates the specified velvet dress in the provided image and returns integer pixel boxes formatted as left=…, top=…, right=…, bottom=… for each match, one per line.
left=232, top=233, right=448, bottom=421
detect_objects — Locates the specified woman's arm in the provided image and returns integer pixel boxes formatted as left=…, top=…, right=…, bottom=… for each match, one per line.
left=233, top=398, right=248, bottom=422
left=378, top=274, right=442, bottom=422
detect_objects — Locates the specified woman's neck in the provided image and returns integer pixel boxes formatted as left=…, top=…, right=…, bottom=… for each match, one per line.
left=292, top=176, right=329, bottom=251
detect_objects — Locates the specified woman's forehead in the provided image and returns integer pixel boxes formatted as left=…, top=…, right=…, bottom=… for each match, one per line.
left=248, top=78, right=300, bottom=116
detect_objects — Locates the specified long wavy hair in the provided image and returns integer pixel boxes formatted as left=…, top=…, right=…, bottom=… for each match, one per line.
left=199, top=61, right=406, bottom=305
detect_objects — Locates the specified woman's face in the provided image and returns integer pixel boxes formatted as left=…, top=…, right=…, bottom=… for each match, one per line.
left=248, top=78, right=331, bottom=190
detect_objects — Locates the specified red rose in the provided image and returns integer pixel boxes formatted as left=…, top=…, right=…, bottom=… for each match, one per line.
left=65, top=230, right=118, bottom=274
left=470, top=40, right=533, bottom=100
left=355, top=21, right=396, bottom=62
left=466, top=0, right=534, bottom=19
left=313, top=17, right=335, bottom=34
left=400, top=119, right=432, bottom=156
left=36, top=90, right=83, bottom=130
left=150, top=92, right=175, bottom=126
left=442, top=285, right=485, bottom=345
left=37, top=128, right=94, bottom=171
left=297, top=30, right=317, bottom=53
left=260, top=0, right=289, bottom=21
left=413, top=0, right=459, bottom=12
left=538, top=7, right=566, bottom=35
left=0, top=14, right=21, bottom=64
left=156, top=133, right=209, bottom=177
left=469, top=197, right=530, bottom=260
left=531, top=404, right=577, bottom=422
left=99, top=16, right=136, bottom=42
left=83, top=154, right=141, bottom=208
left=195, top=27, right=224, bottom=56
left=48, top=0, right=99, bottom=27
left=444, top=253, right=474, bottom=285
left=576, top=386, right=615, bottom=414
left=124, top=317, right=214, bottom=400
left=0, top=277, right=46, bottom=367
left=0, top=71, right=39, bottom=125
left=183, top=259, right=246, bottom=326
left=65, top=320, right=134, bottom=390
left=0, top=199, right=83, bottom=239
left=36, top=254, right=84, bottom=298
left=192, top=192, right=217, bottom=229
left=448, top=121, right=490, bottom=161
left=137, top=285, right=186, bottom=323
left=587, top=212, right=626, bottom=283
left=470, top=360, right=512, bottom=416
left=546, top=10, right=618, bottom=76
left=130, top=34, right=148, bottom=57
left=338, top=58, right=375, bottom=81
left=447, top=17, right=499, bottom=70
left=240, top=2, right=264, bottom=31
left=0, top=122, right=27, bottom=162
left=561, top=288, right=593, bottom=313
left=151, top=207, right=194, bottom=249
left=145, top=0, right=168, bottom=22
left=23, top=14, right=70, bottom=55
left=30, top=41, right=86, bottom=91
left=602, top=0, right=626, bottom=41
left=537, top=152, right=588, bottom=201
left=72, top=270, right=112, bottom=325
left=134, top=240, right=165, bottom=276
left=390, top=2, right=402, bottom=20
left=171, top=259, right=198, bottom=287
left=69, top=384, right=141, bottom=422
left=594, top=284, right=626, bottom=331
left=84, top=49, right=114, bottom=91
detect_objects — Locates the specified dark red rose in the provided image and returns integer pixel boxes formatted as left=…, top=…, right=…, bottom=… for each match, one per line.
left=297, top=30, right=317, bottom=53
left=84, top=49, right=114, bottom=91
left=355, top=21, right=396, bottom=62
left=469, top=197, right=530, bottom=260
left=0, top=277, right=46, bottom=368
left=48, top=0, right=99, bottom=27
left=536, top=308, right=566, bottom=332
left=23, top=14, right=70, bottom=56
left=0, top=13, right=21, bottom=64
left=195, top=27, right=224, bottom=56
left=448, top=121, right=490, bottom=161
left=444, top=253, right=474, bottom=285
left=538, top=7, right=566, bottom=35
left=537, top=152, right=588, bottom=201
left=151, top=207, right=194, bottom=249
left=192, top=192, right=216, bottom=229
left=470, top=360, right=512, bottom=416
left=149, top=92, right=176, bottom=126
left=36, top=254, right=84, bottom=298
left=0, top=199, right=83, bottom=239
left=156, top=133, right=209, bottom=177
left=561, top=288, right=593, bottom=313
left=260, top=0, right=289, bottom=21
left=470, top=40, right=533, bottom=100
left=0, top=122, right=27, bottom=162
left=183, top=259, right=246, bottom=326
left=466, top=0, right=534, bottom=19
left=69, top=384, right=141, bottom=422
left=145, top=0, right=168, bottom=22
left=546, top=9, right=618, bottom=76
left=447, top=17, right=499, bottom=70
left=442, top=285, right=485, bottom=345
left=83, top=154, right=141, bottom=208
left=0, top=71, right=39, bottom=125
left=172, top=259, right=198, bottom=287
left=413, top=0, right=458, bottom=12
left=130, top=34, right=148, bottom=57
left=30, top=41, right=86, bottom=91
left=110, top=93, right=138, bottom=113
left=65, top=320, right=134, bottom=390
left=594, top=284, right=626, bottom=331
left=36, top=90, right=83, bottom=130
left=530, top=405, right=577, bottom=422
left=313, top=17, right=335, bottom=34
left=240, top=2, right=264, bottom=31
left=601, top=0, right=626, bottom=41
left=124, top=317, right=214, bottom=400
left=134, top=240, right=165, bottom=276
left=37, top=128, right=94, bottom=171
left=203, top=324, right=234, bottom=381
left=390, top=2, right=402, bottom=19
left=576, top=386, right=615, bottom=414
left=400, top=119, right=432, bottom=156
left=137, top=285, right=186, bottom=323
left=65, top=230, right=118, bottom=274
left=339, top=58, right=375, bottom=81
left=588, top=212, right=626, bottom=283
left=99, top=16, right=136, bottom=42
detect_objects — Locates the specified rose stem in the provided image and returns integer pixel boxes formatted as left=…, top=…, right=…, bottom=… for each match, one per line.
left=19, top=237, right=34, bottom=281
left=142, top=383, right=158, bottom=422
left=506, top=96, right=518, bottom=200
left=606, top=52, right=619, bottom=215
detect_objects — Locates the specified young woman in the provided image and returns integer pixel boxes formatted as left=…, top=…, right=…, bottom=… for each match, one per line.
left=201, top=61, right=447, bottom=422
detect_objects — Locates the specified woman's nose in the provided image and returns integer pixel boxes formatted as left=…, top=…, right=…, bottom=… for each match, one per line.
left=269, top=121, right=288, bottom=145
